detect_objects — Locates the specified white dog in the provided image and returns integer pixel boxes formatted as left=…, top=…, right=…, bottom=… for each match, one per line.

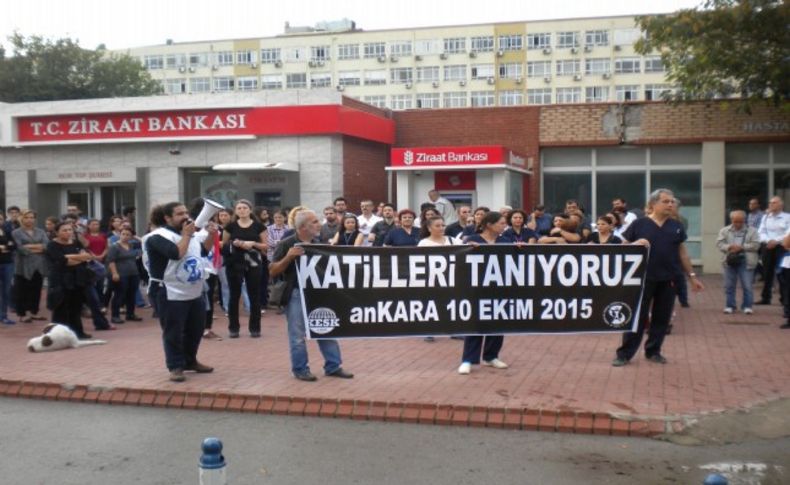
left=27, top=324, right=107, bottom=353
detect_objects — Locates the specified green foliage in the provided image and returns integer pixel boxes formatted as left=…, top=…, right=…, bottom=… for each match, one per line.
left=0, top=33, right=162, bottom=102
left=635, top=0, right=790, bottom=111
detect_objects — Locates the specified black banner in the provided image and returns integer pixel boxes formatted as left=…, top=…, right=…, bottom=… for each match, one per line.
left=296, top=244, right=647, bottom=339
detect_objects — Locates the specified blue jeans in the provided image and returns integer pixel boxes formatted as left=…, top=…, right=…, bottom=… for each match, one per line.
left=0, top=263, right=13, bottom=320
left=724, top=263, right=754, bottom=310
left=285, top=288, right=341, bottom=376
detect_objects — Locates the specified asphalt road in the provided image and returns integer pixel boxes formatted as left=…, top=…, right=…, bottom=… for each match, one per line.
left=1, top=397, right=787, bottom=485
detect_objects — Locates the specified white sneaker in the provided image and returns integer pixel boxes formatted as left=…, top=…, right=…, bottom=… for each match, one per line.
left=743, top=308, right=753, bottom=315
left=482, top=358, right=509, bottom=369
left=723, top=307, right=734, bottom=314
left=457, top=362, right=471, bottom=375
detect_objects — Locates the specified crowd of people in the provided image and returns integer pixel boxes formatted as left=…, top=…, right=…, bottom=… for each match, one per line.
left=3, top=188, right=789, bottom=383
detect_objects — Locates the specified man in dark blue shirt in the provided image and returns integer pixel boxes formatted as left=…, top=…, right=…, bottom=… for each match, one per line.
left=613, top=189, right=704, bottom=366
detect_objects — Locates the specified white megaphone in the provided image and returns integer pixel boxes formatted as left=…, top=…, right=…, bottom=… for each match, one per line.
left=194, top=198, right=225, bottom=228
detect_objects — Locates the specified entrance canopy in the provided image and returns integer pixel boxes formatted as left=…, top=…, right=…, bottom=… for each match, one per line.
left=388, top=145, right=531, bottom=174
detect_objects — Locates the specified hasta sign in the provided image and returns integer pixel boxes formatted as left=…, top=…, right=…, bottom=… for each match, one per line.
left=297, top=245, right=647, bottom=339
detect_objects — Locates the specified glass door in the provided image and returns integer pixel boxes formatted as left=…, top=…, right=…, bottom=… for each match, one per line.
left=63, top=187, right=97, bottom=219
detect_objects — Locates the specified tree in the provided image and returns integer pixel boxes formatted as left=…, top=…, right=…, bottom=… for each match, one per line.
left=0, top=33, right=162, bottom=102
left=635, top=0, right=790, bottom=111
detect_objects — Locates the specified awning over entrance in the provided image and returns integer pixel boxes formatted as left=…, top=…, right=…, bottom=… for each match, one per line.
left=388, top=145, right=531, bottom=174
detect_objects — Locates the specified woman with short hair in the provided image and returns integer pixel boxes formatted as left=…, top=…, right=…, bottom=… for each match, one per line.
left=11, top=210, right=48, bottom=323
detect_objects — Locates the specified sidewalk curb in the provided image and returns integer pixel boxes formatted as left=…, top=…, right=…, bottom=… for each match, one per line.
left=0, top=378, right=681, bottom=437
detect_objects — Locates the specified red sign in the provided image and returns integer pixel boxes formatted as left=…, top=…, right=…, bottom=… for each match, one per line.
left=434, top=171, right=476, bottom=191
left=15, top=105, right=394, bottom=144
left=390, top=146, right=510, bottom=169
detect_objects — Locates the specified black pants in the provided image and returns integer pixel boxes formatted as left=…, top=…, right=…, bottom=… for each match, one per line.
left=462, top=335, right=504, bottom=364
left=15, top=272, right=43, bottom=316
left=156, top=290, right=205, bottom=371
left=616, top=279, right=675, bottom=361
left=205, top=274, right=218, bottom=330
left=227, top=263, right=261, bottom=333
left=760, top=244, right=785, bottom=303
left=52, top=287, right=86, bottom=337
left=112, top=274, right=140, bottom=318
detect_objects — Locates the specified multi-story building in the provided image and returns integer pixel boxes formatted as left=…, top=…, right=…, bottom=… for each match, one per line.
left=121, top=15, right=671, bottom=109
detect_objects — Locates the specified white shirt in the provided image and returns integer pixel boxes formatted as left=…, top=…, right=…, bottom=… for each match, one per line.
left=430, top=196, right=458, bottom=225
left=357, top=213, right=382, bottom=247
left=619, top=211, right=638, bottom=233
left=758, top=211, right=790, bottom=243
left=417, top=236, right=462, bottom=247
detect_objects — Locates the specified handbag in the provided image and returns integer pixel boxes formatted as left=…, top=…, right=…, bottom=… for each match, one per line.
left=725, top=233, right=746, bottom=267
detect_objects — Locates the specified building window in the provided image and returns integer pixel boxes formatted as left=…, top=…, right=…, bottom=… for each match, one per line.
left=165, top=54, right=186, bottom=69
left=527, top=88, right=552, bottom=105
left=556, top=87, right=582, bottom=104
left=527, top=61, right=551, bottom=78
left=144, top=55, right=163, bottom=70
left=189, top=52, right=209, bottom=67
left=416, top=93, right=440, bottom=109
left=470, top=91, right=495, bottom=107
left=543, top=173, right=592, bottom=216
left=261, top=74, right=282, bottom=90
left=470, top=36, right=494, bottom=52
left=260, top=48, right=281, bottom=63
left=414, top=39, right=440, bottom=55
left=527, top=33, right=551, bottom=50
left=237, top=76, right=258, bottom=91
left=615, top=84, right=640, bottom=101
left=213, top=76, right=235, bottom=92
left=443, top=37, right=466, bottom=54
left=389, top=41, right=412, bottom=56
left=443, top=65, right=467, bottom=81
left=613, top=28, right=641, bottom=47
left=596, top=172, right=645, bottom=224
left=471, top=63, right=494, bottom=79
left=556, top=31, right=580, bottom=49
left=498, top=35, right=523, bottom=51
left=416, top=66, right=440, bottom=83
left=364, top=70, right=387, bottom=86
left=498, top=62, right=523, bottom=79
left=498, top=90, right=523, bottom=106
left=363, top=42, right=386, bottom=58
left=163, top=78, right=186, bottom=94
left=215, top=51, right=234, bottom=66
left=310, top=45, right=330, bottom=61
left=584, top=30, right=609, bottom=47
left=584, top=58, right=610, bottom=75
left=614, top=57, right=641, bottom=74
left=390, top=68, right=413, bottom=84
left=443, top=91, right=467, bottom=108
left=284, top=47, right=308, bottom=62
left=644, top=56, right=666, bottom=73
left=310, top=72, right=332, bottom=88
left=235, top=50, right=256, bottom=65
left=363, top=95, right=387, bottom=108
left=336, top=44, right=359, bottom=60
left=286, top=73, right=307, bottom=89
left=556, top=59, right=580, bottom=77
left=338, top=71, right=361, bottom=86
left=189, top=77, right=210, bottom=93
left=390, top=94, right=413, bottom=110
left=645, top=84, right=671, bottom=101
left=585, top=86, right=609, bottom=102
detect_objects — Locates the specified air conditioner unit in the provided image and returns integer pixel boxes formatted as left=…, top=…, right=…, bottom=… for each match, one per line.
left=542, top=47, right=552, bottom=55
left=496, top=50, right=504, bottom=57
left=336, top=84, right=345, bottom=91
left=249, top=62, right=257, bottom=68
left=614, top=45, right=622, bottom=51
left=308, top=60, right=317, bottom=67
left=515, top=77, right=523, bottom=84
left=468, top=51, right=477, bottom=58
left=570, top=47, right=579, bottom=54
left=439, top=52, right=448, bottom=60
left=405, top=82, right=413, bottom=89
left=584, top=45, right=592, bottom=53
left=377, top=55, right=386, bottom=63
left=188, top=66, right=196, bottom=73
left=390, top=55, right=398, bottom=63
left=415, top=54, right=423, bottom=61
left=487, top=77, right=495, bottom=85
left=432, top=81, right=439, bottom=88
left=543, top=76, right=552, bottom=83
left=274, top=60, right=283, bottom=68
left=211, top=65, right=219, bottom=71
left=178, top=66, right=186, bottom=73
left=602, top=72, right=611, bottom=79
left=573, top=74, right=582, bottom=81
left=459, top=80, right=466, bottom=87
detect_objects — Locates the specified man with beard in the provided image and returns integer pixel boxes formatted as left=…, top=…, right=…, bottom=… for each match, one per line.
left=369, top=203, right=397, bottom=246
left=319, top=207, right=340, bottom=243
left=145, top=202, right=217, bottom=382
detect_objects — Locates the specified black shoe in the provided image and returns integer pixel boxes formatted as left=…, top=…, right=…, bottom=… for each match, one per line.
left=611, top=357, right=628, bottom=367
left=646, top=354, right=668, bottom=364
left=250, top=331, right=261, bottom=338
left=185, top=362, right=214, bottom=373
left=228, top=331, right=240, bottom=338
left=126, top=315, right=143, bottom=322
left=680, top=302, right=690, bottom=308
left=780, top=323, right=790, bottom=329
left=756, top=300, right=771, bottom=305
left=326, top=368, right=354, bottom=379
left=294, top=371, right=318, bottom=382
left=111, top=317, right=125, bottom=324
left=169, top=369, right=186, bottom=382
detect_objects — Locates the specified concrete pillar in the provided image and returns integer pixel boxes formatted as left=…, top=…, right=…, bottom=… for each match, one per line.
left=148, top=166, right=181, bottom=207
left=395, top=171, right=411, bottom=210
left=5, top=169, right=30, bottom=209
left=701, top=141, right=726, bottom=274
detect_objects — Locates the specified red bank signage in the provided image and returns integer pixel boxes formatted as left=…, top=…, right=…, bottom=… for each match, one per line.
left=15, top=105, right=395, bottom=144
left=390, top=146, right=526, bottom=170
